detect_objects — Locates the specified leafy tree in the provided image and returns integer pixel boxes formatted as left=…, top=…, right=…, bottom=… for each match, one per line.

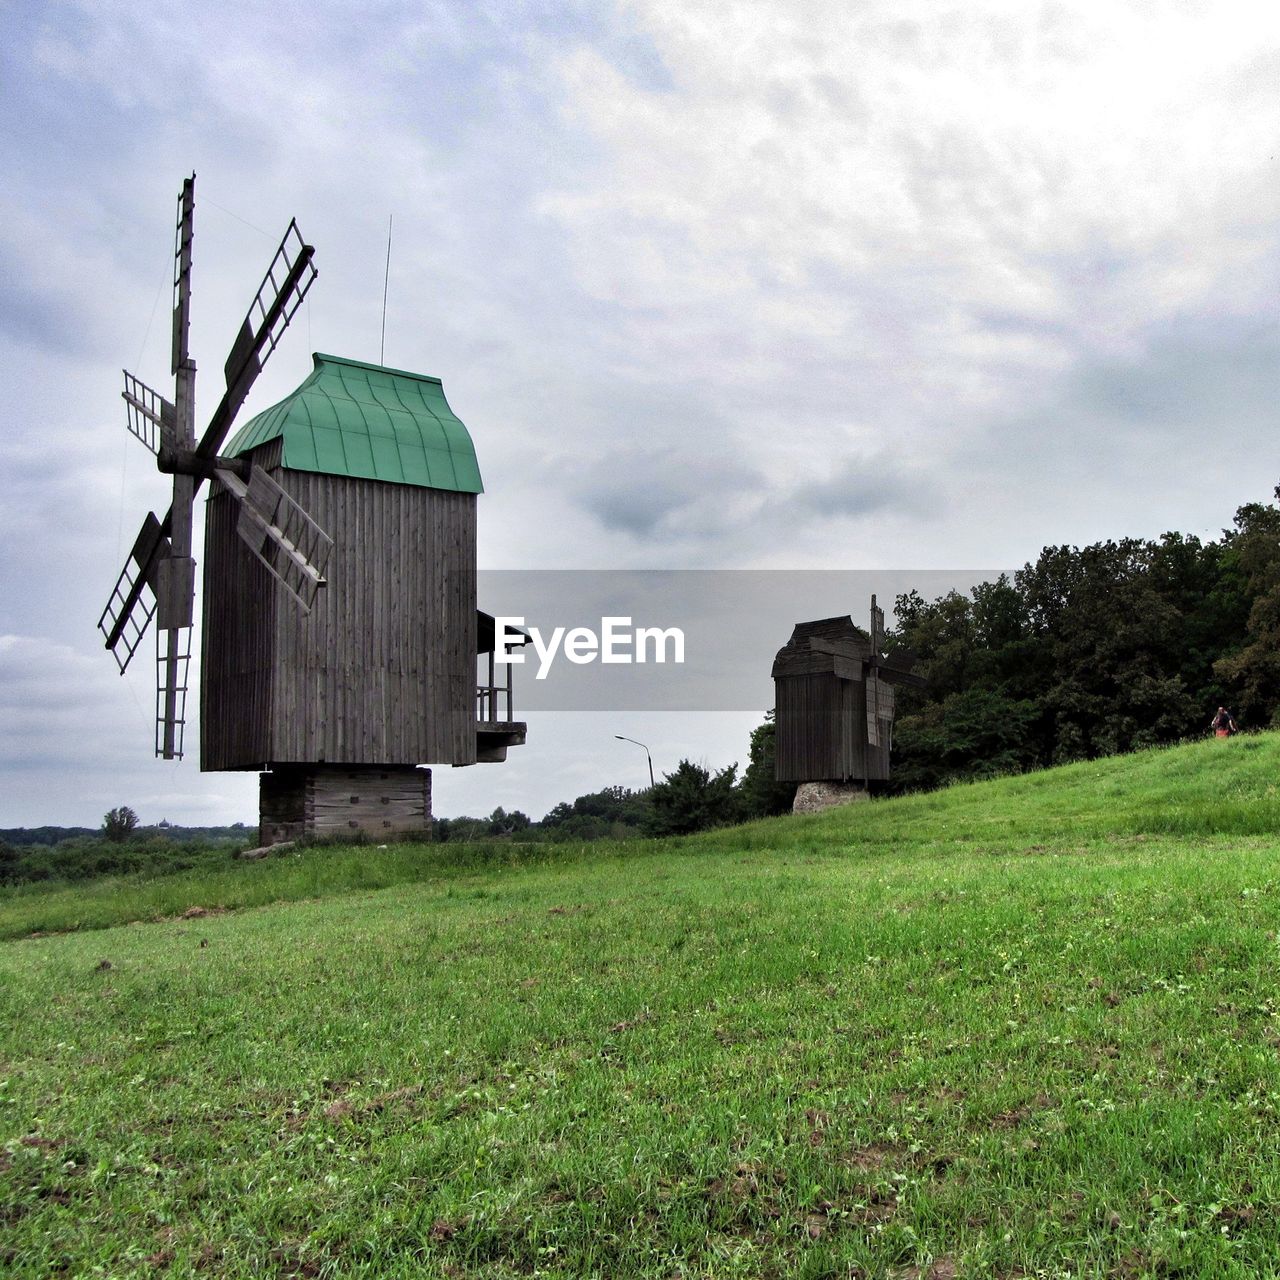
left=892, top=589, right=976, bottom=701
left=1213, top=493, right=1280, bottom=725
left=886, top=492, right=1280, bottom=790
left=101, top=806, right=140, bottom=843
left=486, top=807, right=531, bottom=837
left=1023, top=540, right=1196, bottom=760
left=539, top=785, right=652, bottom=840
left=893, top=688, right=1041, bottom=792
left=434, top=807, right=533, bottom=842
left=0, top=839, right=20, bottom=885
left=646, top=760, right=742, bottom=837
left=739, top=711, right=795, bottom=818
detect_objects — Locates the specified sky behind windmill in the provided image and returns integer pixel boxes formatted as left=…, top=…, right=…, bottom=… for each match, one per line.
left=2, top=0, right=1279, bottom=827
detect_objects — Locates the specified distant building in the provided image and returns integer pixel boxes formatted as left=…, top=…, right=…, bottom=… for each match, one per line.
left=772, top=599, right=922, bottom=810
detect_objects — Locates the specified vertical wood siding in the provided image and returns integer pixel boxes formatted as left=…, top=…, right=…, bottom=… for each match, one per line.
left=200, top=439, right=280, bottom=770
left=201, top=442, right=477, bottom=770
left=774, top=672, right=868, bottom=783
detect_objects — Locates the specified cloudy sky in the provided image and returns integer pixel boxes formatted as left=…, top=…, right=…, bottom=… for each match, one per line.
left=2, top=0, right=1279, bottom=828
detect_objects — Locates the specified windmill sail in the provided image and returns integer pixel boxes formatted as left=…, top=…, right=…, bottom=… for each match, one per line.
left=865, top=675, right=896, bottom=749
left=870, top=595, right=885, bottom=656
left=122, top=371, right=174, bottom=455
left=198, top=221, right=316, bottom=461
left=155, top=626, right=191, bottom=760
left=215, top=467, right=332, bottom=611
left=99, top=513, right=168, bottom=672
left=102, top=176, right=324, bottom=761
left=151, top=174, right=199, bottom=758
left=171, top=177, right=194, bottom=376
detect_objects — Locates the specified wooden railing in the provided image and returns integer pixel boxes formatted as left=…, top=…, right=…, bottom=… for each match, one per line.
left=477, top=649, right=513, bottom=723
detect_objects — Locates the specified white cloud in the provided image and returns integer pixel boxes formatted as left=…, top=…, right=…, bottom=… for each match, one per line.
left=542, top=0, right=1280, bottom=425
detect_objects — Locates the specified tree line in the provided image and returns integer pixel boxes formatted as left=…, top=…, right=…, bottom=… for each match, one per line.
left=434, top=718, right=792, bottom=843
left=886, top=492, right=1280, bottom=792
left=0, top=815, right=252, bottom=886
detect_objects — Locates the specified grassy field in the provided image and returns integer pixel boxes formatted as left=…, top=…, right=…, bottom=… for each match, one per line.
left=4, top=736, right=1280, bottom=1277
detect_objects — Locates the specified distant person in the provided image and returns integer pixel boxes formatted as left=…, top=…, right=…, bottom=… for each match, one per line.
left=1211, top=706, right=1237, bottom=738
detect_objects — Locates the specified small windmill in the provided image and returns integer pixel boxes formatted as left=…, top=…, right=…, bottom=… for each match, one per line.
left=771, top=595, right=923, bottom=807
left=100, top=174, right=328, bottom=760
left=100, top=176, right=526, bottom=844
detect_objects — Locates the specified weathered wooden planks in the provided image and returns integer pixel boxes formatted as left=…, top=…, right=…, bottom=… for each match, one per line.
left=774, top=670, right=868, bottom=782
left=258, top=765, right=432, bottom=844
left=772, top=613, right=913, bottom=785
left=201, top=439, right=477, bottom=771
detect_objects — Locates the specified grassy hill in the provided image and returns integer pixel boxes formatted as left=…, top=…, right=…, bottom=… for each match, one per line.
left=3, top=735, right=1280, bottom=1277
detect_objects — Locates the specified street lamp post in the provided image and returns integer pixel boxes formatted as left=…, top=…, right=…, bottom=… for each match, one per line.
left=614, top=735, right=655, bottom=789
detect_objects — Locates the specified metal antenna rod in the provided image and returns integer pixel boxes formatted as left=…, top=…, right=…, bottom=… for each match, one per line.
left=380, top=214, right=393, bottom=364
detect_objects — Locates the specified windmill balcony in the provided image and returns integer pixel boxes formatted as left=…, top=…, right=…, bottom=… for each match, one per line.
left=476, top=610, right=527, bottom=763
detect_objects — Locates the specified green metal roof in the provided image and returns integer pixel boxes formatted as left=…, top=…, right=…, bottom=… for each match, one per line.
left=225, top=353, right=484, bottom=493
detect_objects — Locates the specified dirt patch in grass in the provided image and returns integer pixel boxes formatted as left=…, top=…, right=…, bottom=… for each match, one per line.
left=19, top=1134, right=65, bottom=1151
left=1215, top=1203, right=1256, bottom=1235
left=992, top=1106, right=1030, bottom=1129
left=1109, top=1249, right=1154, bottom=1279
left=989, top=1093, right=1055, bottom=1130
left=803, top=1106, right=830, bottom=1147
left=0, top=1202, right=30, bottom=1226
left=268, top=1244, right=326, bottom=1278
left=609, top=1011, right=654, bottom=1033
left=847, top=1187, right=898, bottom=1226
left=323, top=1083, right=423, bottom=1123
left=896, top=1260, right=957, bottom=1280
left=704, top=1161, right=788, bottom=1225
left=429, top=1216, right=471, bottom=1242
left=844, top=1141, right=903, bottom=1172
left=916, top=1150, right=961, bottom=1179
left=192, top=1243, right=224, bottom=1272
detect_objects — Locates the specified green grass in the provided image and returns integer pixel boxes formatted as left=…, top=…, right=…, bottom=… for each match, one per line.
left=3, top=734, right=1280, bottom=1277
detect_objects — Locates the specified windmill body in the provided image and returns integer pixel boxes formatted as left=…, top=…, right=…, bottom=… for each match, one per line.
left=102, top=178, right=525, bottom=844
left=771, top=597, right=923, bottom=806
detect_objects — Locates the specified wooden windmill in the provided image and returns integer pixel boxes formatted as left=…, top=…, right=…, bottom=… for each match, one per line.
left=100, top=175, right=525, bottom=843
left=772, top=596, right=923, bottom=805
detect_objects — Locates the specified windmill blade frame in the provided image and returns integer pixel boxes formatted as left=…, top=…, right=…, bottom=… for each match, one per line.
left=102, top=176, right=325, bottom=765
left=215, top=466, right=333, bottom=612
left=122, top=371, right=174, bottom=456
left=155, top=625, right=192, bottom=759
left=151, top=175, right=199, bottom=757
left=99, top=512, right=168, bottom=672
left=171, top=177, right=194, bottom=377
left=197, top=221, right=317, bottom=464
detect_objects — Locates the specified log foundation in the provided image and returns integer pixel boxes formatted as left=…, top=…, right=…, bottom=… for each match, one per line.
left=259, top=765, right=432, bottom=845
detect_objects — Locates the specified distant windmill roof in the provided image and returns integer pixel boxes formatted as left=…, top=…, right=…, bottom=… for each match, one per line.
left=225, top=353, right=484, bottom=493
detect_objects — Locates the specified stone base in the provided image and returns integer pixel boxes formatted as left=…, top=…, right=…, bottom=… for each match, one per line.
left=792, top=780, right=869, bottom=815
left=259, top=765, right=432, bottom=845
